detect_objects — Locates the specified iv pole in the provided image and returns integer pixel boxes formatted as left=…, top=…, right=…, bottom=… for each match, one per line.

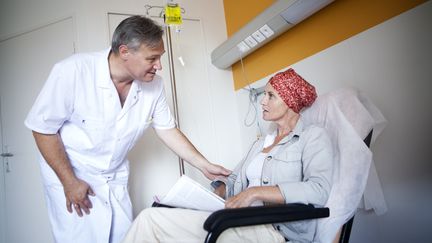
left=144, top=4, right=186, bottom=176
left=165, top=26, right=185, bottom=176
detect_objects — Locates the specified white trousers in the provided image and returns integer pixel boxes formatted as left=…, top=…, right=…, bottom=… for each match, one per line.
left=122, top=207, right=285, bottom=243
left=39, top=158, right=133, bottom=243
left=44, top=180, right=132, bottom=243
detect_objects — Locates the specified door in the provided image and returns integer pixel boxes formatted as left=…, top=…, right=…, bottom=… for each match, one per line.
left=107, top=14, right=218, bottom=216
left=0, top=17, right=75, bottom=243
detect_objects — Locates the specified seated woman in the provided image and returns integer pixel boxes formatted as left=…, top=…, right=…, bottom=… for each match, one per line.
left=122, top=68, right=334, bottom=243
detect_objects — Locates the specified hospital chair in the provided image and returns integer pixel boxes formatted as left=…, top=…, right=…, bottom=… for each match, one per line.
left=204, top=88, right=386, bottom=243
left=202, top=130, right=372, bottom=243
left=154, top=88, right=384, bottom=243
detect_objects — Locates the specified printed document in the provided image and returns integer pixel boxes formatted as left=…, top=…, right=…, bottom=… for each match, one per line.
left=157, top=175, right=225, bottom=212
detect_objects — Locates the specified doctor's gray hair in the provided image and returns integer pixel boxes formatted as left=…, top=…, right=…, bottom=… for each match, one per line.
left=111, top=15, right=164, bottom=54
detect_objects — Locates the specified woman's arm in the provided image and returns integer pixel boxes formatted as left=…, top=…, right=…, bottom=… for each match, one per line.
left=225, top=186, right=284, bottom=208
left=277, top=127, right=334, bottom=206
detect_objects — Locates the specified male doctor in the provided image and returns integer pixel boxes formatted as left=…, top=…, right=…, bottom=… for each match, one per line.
left=25, top=15, right=230, bottom=243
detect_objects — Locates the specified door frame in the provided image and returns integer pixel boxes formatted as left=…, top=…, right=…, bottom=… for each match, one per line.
left=0, top=15, right=76, bottom=243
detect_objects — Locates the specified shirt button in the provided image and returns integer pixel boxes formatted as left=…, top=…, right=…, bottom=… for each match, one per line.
left=266, top=156, right=272, bottom=160
left=263, top=178, right=269, bottom=184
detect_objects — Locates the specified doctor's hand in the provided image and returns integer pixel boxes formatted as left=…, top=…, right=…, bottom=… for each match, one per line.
left=201, top=162, right=231, bottom=181
left=64, top=178, right=96, bottom=217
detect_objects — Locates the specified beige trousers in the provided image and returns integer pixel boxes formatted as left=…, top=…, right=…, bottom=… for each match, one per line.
left=122, top=207, right=285, bottom=243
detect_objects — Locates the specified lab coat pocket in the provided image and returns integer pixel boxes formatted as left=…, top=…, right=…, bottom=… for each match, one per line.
left=68, top=114, right=107, bottom=149
left=273, top=152, right=303, bottom=182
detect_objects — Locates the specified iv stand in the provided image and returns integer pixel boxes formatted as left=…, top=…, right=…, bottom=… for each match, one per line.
left=144, top=4, right=186, bottom=176
left=165, top=26, right=185, bottom=176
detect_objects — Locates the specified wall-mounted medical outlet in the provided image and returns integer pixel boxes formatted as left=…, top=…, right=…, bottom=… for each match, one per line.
left=211, top=0, right=334, bottom=69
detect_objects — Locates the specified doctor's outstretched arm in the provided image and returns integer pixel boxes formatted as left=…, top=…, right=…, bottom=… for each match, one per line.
left=31, top=131, right=95, bottom=217
left=154, top=127, right=231, bottom=180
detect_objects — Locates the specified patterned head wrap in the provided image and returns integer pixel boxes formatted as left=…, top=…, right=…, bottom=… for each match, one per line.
left=269, top=68, right=317, bottom=113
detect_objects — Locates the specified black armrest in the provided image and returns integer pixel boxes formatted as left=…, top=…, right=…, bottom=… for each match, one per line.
left=151, top=202, right=175, bottom=208
left=204, top=203, right=329, bottom=243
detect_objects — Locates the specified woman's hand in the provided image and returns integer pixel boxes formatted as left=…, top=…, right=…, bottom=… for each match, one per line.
left=225, top=187, right=258, bottom=208
left=225, top=186, right=285, bottom=208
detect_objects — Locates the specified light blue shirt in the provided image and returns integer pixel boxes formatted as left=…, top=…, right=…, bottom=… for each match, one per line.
left=225, top=118, right=334, bottom=242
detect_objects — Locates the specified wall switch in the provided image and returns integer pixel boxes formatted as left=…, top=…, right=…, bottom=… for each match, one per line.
left=244, top=35, right=258, bottom=48
left=237, top=41, right=250, bottom=52
left=252, top=30, right=266, bottom=42
left=259, top=24, right=274, bottom=38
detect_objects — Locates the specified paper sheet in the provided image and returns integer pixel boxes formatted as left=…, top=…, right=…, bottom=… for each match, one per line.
left=158, top=175, right=225, bottom=212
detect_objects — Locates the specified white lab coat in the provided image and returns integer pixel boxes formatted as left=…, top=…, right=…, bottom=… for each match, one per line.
left=25, top=49, right=175, bottom=243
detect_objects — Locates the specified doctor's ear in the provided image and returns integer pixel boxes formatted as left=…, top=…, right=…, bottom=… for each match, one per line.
left=118, top=45, right=130, bottom=59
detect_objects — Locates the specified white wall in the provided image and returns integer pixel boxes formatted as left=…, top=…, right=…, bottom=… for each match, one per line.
left=235, top=2, right=432, bottom=242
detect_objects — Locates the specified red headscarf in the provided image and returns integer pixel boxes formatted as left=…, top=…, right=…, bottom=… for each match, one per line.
left=269, top=68, right=317, bottom=113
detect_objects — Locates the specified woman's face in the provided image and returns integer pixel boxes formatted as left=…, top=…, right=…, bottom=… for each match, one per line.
left=260, top=83, right=290, bottom=121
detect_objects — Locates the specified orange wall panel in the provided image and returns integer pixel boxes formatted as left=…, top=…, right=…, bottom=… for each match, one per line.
left=222, top=0, right=427, bottom=90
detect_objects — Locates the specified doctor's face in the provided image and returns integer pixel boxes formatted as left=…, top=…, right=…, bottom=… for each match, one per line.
left=260, top=83, right=289, bottom=122
left=125, top=40, right=165, bottom=82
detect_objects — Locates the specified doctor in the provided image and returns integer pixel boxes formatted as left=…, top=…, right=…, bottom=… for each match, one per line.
left=24, top=15, right=230, bottom=243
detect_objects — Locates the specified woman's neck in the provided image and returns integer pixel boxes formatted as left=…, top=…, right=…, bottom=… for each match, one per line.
left=262, top=112, right=300, bottom=153
left=276, top=112, right=300, bottom=137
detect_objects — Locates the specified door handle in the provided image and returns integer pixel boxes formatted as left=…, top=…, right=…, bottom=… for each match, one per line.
left=1, top=152, right=14, bottom=157
left=2, top=145, right=14, bottom=172
left=1, top=152, right=13, bottom=172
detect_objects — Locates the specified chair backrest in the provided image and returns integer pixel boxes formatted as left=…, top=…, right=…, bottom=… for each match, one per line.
left=337, top=129, right=373, bottom=243
left=301, top=88, right=380, bottom=242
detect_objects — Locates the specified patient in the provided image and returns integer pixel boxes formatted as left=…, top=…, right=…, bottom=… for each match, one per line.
left=122, top=68, right=334, bottom=243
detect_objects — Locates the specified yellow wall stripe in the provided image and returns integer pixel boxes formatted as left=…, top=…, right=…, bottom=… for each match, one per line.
left=223, top=0, right=427, bottom=90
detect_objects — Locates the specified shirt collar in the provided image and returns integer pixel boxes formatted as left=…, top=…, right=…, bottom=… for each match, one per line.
left=96, top=48, right=114, bottom=88
left=263, top=117, right=304, bottom=146
left=97, top=48, right=143, bottom=94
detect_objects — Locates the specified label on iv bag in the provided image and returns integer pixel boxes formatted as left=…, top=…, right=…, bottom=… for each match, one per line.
left=165, top=3, right=182, bottom=25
